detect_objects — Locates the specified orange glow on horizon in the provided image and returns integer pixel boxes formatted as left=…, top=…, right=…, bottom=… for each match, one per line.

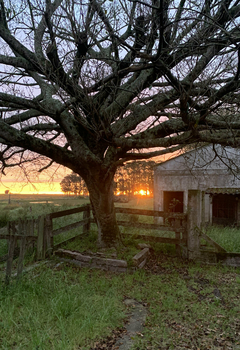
left=134, top=189, right=150, bottom=196
left=0, top=181, right=64, bottom=195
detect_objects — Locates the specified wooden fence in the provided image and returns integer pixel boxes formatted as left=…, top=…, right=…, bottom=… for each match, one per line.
left=0, top=203, right=187, bottom=283
left=115, top=207, right=187, bottom=255
left=2, top=190, right=240, bottom=284
left=0, top=205, right=91, bottom=284
left=1, top=219, right=39, bottom=284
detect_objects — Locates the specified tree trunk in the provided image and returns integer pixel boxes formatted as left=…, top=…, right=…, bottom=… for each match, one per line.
left=85, top=172, right=119, bottom=247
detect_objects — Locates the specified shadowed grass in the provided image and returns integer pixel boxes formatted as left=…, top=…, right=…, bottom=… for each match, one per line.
left=0, top=265, right=125, bottom=350
left=0, top=254, right=240, bottom=349
left=206, top=225, right=240, bottom=252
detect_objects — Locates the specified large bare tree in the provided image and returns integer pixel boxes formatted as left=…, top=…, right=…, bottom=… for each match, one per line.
left=0, top=0, right=240, bottom=246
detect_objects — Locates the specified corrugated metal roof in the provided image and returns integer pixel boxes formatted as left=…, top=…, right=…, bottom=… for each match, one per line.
left=205, top=188, right=240, bottom=195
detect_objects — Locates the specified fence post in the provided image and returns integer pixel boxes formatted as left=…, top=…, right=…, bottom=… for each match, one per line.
left=83, top=204, right=91, bottom=234
left=5, top=222, right=17, bottom=285
left=37, top=215, right=45, bottom=260
left=187, top=190, right=201, bottom=259
left=17, top=220, right=27, bottom=279
left=45, top=214, right=53, bottom=256
left=201, top=190, right=206, bottom=229
left=173, top=219, right=181, bottom=256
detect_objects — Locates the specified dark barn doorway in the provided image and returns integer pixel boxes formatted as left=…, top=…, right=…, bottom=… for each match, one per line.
left=212, top=194, right=238, bottom=226
left=164, top=191, right=184, bottom=213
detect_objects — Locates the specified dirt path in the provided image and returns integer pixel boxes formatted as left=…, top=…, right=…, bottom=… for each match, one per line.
left=114, top=299, right=147, bottom=350
left=91, top=298, right=147, bottom=350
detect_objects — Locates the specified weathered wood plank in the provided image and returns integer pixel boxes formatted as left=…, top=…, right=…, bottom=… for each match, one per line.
left=115, top=207, right=187, bottom=219
left=17, top=225, right=27, bottom=279
left=50, top=206, right=88, bottom=219
left=132, top=248, right=149, bottom=266
left=52, top=219, right=87, bottom=236
left=37, top=215, right=45, bottom=260
left=0, top=234, right=37, bottom=240
left=121, top=233, right=184, bottom=244
left=45, top=215, right=53, bottom=256
left=116, top=220, right=184, bottom=232
left=82, top=205, right=90, bottom=234
left=174, top=219, right=181, bottom=256
left=5, top=233, right=17, bottom=285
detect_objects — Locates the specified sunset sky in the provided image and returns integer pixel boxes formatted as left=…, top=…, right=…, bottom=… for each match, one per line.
left=0, top=165, right=70, bottom=194
left=0, top=181, right=63, bottom=194
left=0, top=152, right=176, bottom=195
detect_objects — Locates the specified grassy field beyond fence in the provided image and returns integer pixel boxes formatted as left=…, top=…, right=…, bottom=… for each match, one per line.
left=206, top=225, right=240, bottom=253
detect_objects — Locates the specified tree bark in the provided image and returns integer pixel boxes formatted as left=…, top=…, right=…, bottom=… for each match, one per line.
left=85, top=172, right=119, bottom=247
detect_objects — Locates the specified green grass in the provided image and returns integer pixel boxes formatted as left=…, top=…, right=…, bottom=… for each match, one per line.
left=0, top=258, right=240, bottom=349
left=206, top=225, right=240, bottom=253
left=0, top=195, right=90, bottom=258
left=0, top=265, right=126, bottom=350
left=1, top=194, right=240, bottom=348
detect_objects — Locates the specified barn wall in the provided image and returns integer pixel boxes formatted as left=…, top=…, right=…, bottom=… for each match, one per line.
left=154, top=145, right=240, bottom=225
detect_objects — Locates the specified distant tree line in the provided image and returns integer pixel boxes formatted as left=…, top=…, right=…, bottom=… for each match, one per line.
left=114, top=161, right=156, bottom=196
left=60, top=173, right=88, bottom=196
left=60, top=161, right=156, bottom=196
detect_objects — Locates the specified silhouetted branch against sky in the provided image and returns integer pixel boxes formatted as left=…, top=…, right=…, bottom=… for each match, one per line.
left=1, top=0, right=240, bottom=244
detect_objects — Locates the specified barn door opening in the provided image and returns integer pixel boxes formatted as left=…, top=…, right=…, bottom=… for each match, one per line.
left=212, top=194, right=238, bottom=226
left=164, top=191, right=184, bottom=213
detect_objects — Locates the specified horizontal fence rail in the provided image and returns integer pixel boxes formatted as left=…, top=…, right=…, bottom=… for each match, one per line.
left=49, top=206, right=89, bottom=219
left=52, top=219, right=89, bottom=236
left=115, top=207, right=187, bottom=219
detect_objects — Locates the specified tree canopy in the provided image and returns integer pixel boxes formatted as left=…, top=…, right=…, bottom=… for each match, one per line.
left=0, top=0, right=240, bottom=245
